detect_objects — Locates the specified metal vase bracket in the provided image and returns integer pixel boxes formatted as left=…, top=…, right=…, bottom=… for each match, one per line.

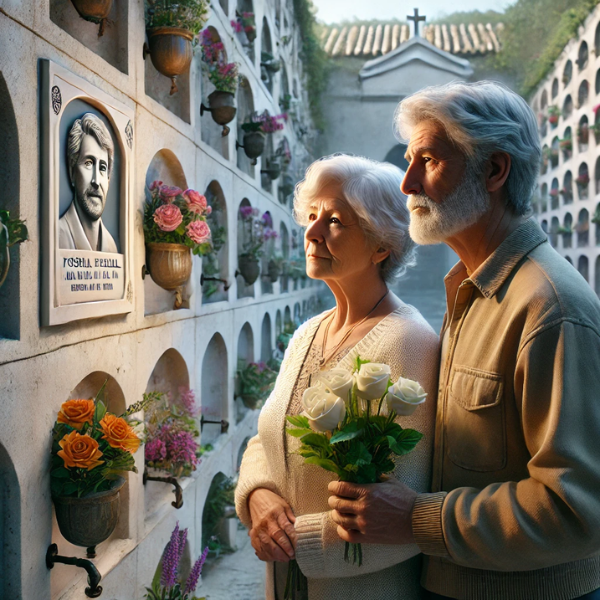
left=71, top=0, right=113, bottom=37
left=143, top=468, right=184, bottom=509
left=200, top=414, right=230, bottom=434
left=46, top=544, right=103, bottom=598
left=145, top=27, right=193, bottom=95
left=200, top=91, right=237, bottom=137
left=200, top=272, right=231, bottom=291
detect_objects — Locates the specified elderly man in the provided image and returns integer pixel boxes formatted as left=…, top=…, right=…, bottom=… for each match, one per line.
left=328, top=81, right=600, bottom=599
left=59, top=112, right=118, bottom=253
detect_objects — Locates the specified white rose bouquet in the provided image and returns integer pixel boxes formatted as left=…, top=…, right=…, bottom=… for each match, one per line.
left=284, top=355, right=427, bottom=597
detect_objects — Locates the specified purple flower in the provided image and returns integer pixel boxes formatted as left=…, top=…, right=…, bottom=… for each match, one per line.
left=145, top=437, right=167, bottom=462
left=262, top=212, right=273, bottom=228
left=177, top=527, right=188, bottom=567
left=161, top=523, right=181, bottom=588
left=178, top=387, right=199, bottom=417
left=239, top=206, right=254, bottom=219
left=168, top=430, right=199, bottom=467
left=184, top=546, right=209, bottom=595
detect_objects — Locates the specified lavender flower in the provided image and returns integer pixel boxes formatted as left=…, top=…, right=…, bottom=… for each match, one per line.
left=145, top=437, right=167, bottom=462
left=168, top=430, right=199, bottom=467
left=184, top=546, right=209, bottom=595
left=178, top=387, right=199, bottom=417
left=161, top=522, right=181, bottom=588
left=177, top=527, right=188, bottom=567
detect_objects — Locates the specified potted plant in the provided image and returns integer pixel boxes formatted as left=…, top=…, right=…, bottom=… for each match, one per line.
left=201, top=207, right=227, bottom=299
left=0, top=210, right=27, bottom=289
left=549, top=188, right=559, bottom=199
left=199, top=28, right=239, bottom=136
left=231, top=12, right=256, bottom=43
left=261, top=51, right=282, bottom=73
left=576, top=171, right=590, bottom=197
left=143, top=181, right=213, bottom=308
left=145, top=0, right=209, bottom=95
left=236, top=360, right=278, bottom=409
left=280, top=93, right=292, bottom=111
left=71, top=0, right=113, bottom=36
left=144, top=388, right=201, bottom=478
left=267, top=254, right=284, bottom=283
left=238, top=111, right=287, bottom=164
left=237, top=207, right=272, bottom=285
left=559, top=187, right=573, bottom=202
left=591, top=207, right=600, bottom=225
left=559, top=138, right=572, bottom=157
left=145, top=522, right=208, bottom=600
left=548, top=105, right=560, bottom=127
left=50, top=385, right=143, bottom=554
left=557, top=225, right=572, bottom=235
left=262, top=156, right=282, bottom=181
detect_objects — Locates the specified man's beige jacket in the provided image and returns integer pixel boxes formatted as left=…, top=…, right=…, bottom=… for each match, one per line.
left=412, top=218, right=600, bottom=599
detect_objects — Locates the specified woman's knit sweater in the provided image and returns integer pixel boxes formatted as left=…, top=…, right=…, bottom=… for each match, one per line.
left=235, top=304, right=440, bottom=600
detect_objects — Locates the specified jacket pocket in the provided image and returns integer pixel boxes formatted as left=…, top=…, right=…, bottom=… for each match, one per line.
left=445, top=365, right=506, bottom=472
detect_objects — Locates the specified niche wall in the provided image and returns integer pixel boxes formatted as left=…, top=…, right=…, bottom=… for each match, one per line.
left=0, top=443, right=20, bottom=599
left=236, top=77, right=255, bottom=177
left=200, top=333, right=229, bottom=445
left=235, top=322, right=254, bottom=422
left=260, top=312, right=272, bottom=362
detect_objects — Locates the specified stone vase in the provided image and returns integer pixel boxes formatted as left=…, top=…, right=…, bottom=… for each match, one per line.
left=241, top=131, right=266, bottom=160
left=146, top=243, right=192, bottom=290
left=241, top=393, right=260, bottom=409
left=0, top=222, right=9, bottom=288
left=267, top=259, right=281, bottom=283
left=52, top=477, right=125, bottom=549
left=204, top=91, right=237, bottom=137
left=238, top=254, right=260, bottom=285
left=147, top=27, right=193, bottom=95
left=71, top=0, right=113, bottom=35
left=265, top=159, right=282, bottom=181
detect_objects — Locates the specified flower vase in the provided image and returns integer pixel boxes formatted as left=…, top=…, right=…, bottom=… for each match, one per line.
left=146, top=243, right=192, bottom=309
left=267, top=259, right=281, bottom=283
left=0, top=222, right=9, bottom=288
left=201, top=91, right=237, bottom=136
left=71, top=0, right=113, bottom=36
left=241, top=131, right=266, bottom=160
left=147, top=27, right=194, bottom=95
left=237, top=254, right=260, bottom=285
left=52, top=477, right=125, bottom=553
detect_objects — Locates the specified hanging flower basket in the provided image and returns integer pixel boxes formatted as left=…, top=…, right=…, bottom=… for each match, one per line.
left=201, top=90, right=237, bottom=136
left=146, top=242, right=192, bottom=290
left=267, top=259, right=281, bottom=283
left=71, top=0, right=113, bottom=36
left=237, top=254, right=260, bottom=285
left=53, top=477, right=125, bottom=549
left=281, top=173, right=295, bottom=197
left=262, top=157, right=282, bottom=181
left=146, top=27, right=194, bottom=95
left=239, top=131, right=266, bottom=161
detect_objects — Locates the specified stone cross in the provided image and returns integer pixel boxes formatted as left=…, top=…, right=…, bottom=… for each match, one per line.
left=407, top=8, right=426, bottom=37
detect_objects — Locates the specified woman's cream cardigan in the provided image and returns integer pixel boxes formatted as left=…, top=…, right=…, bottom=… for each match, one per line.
left=235, top=305, right=440, bottom=600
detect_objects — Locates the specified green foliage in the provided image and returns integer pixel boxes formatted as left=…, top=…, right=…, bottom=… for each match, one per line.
left=487, top=0, right=600, bottom=97
left=432, top=9, right=505, bottom=25
left=293, top=0, right=330, bottom=129
left=236, top=360, right=279, bottom=408
left=0, top=210, right=28, bottom=247
left=145, top=0, right=210, bottom=36
left=202, top=475, right=236, bottom=550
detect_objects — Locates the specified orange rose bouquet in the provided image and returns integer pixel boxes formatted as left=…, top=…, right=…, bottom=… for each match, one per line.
left=50, top=385, right=145, bottom=498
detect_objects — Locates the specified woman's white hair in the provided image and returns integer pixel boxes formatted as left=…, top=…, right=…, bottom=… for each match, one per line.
left=293, top=154, right=416, bottom=283
left=395, top=80, right=541, bottom=216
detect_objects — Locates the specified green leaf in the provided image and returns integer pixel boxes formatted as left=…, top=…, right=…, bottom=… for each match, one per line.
left=376, top=458, right=396, bottom=474
left=300, top=433, right=330, bottom=449
left=352, top=355, right=371, bottom=373
left=330, top=422, right=364, bottom=445
left=285, top=427, right=313, bottom=438
left=286, top=415, right=310, bottom=428
left=304, top=457, right=344, bottom=477
left=387, top=429, right=423, bottom=456
left=297, top=448, right=319, bottom=459
left=346, top=442, right=372, bottom=467
left=356, top=464, right=377, bottom=483
left=95, top=400, right=107, bottom=423
left=51, top=467, right=71, bottom=479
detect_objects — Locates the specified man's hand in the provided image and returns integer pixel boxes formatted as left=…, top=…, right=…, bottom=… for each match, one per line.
left=248, top=488, right=297, bottom=562
left=328, top=479, right=418, bottom=545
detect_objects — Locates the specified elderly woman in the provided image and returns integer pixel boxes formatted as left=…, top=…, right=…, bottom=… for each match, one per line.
left=235, top=154, right=439, bottom=600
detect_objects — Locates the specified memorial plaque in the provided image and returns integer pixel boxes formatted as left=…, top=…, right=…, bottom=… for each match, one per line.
left=41, top=59, right=134, bottom=325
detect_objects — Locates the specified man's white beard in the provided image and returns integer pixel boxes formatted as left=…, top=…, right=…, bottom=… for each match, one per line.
left=408, top=164, right=491, bottom=245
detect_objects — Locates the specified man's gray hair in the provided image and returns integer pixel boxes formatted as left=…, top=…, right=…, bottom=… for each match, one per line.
left=395, top=81, right=541, bottom=215
left=67, top=112, right=114, bottom=180
left=293, top=154, right=417, bottom=283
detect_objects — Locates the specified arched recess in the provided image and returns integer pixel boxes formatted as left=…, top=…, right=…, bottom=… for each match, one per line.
left=595, top=158, right=600, bottom=195
left=541, top=219, right=549, bottom=234
left=236, top=0, right=255, bottom=62
left=280, top=64, right=291, bottom=110
left=577, top=162, right=590, bottom=200
left=53, top=371, right=129, bottom=596
left=577, top=209, right=590, bottom=247
left=293, top=302, right=301, bottom=325
left=563, top=213, right=573, bottom=248
left=550, top=177, right=560, bottom=209
left=578, top=41, right=589, bottom=72
left=596, top=69, right=600, bottom=96
left=562, top=95, right=573, bottom=121
left=0, top=443, right=21, bottom=599
left=200, top=27, right=230, bottom=159
left=595, top=202, right=600, bottom=246
left=561, top=126, right=572, bottom=161
left=595, top=256, right=600, bottom=297
left=235, top=322, right=254, bottom=422
left=237, top=198, right=256, bottom=299
left=275, top=309, right=282, bottom=337
left=280, top=222, right=290, bottom=293
left=552, top=78, right=559, bottom=99
left=550, top=216, right=560, bottom=247
left=202, top=180, right=229, bottom=304
left=541, top=144, right=549, bottom=175
left=236, top=76, right=255, bottom=176
left=219, top=0, right=229, bottom=17
left=578, top=115, right=589, bottom=151
left=261, top=211, right=275, bottom=295
left=261, top=127, right=275, bottom=193
left=144, top=150, right=192, bottom=314
left=578, top=255, right=589, bottom=282
left=202, top=472, right=236, bottom=549
left=541, top=182, right=548, bottom=211
left=261, top=17, right=275, bottom=94
left=284, top=305, right=292, bottom=327
left=596, top=22, right=600, bottom=57
left=578, top=80, right=590, bottom=109
left=561, top=171, right=573, bottom=205
left=551, top=136, right=560, bottom=170
left=541, top=89, right=548, bottom=110
left=0, top=72, right=21, bottom=340
left=563, top=60, right=573, bottom=87
left=201, top=333, right=229, bottom=444
left=261, top=312, right=273, bottom=362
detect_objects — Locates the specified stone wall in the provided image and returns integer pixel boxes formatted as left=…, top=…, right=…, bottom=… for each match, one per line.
left=0, top=1, right=322, bottom=598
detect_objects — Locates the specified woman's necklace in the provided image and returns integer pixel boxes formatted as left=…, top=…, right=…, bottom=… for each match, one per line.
left=320, top=289, right=390, bottom=367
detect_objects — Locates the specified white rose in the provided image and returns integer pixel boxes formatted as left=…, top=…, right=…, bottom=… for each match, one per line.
left=385, top=377, right=427, bottom=416
left=316, top=368, right=354, bottom=402
left=355, top=362, right=391, bottom=400
left=302, top=382, right=346, bottom=432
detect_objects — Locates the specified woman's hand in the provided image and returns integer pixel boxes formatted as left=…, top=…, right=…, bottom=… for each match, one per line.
left=248, top=488, right=297, bottom=562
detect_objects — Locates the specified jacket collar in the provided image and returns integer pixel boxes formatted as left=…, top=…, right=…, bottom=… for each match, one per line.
left=445, top=218, right=548, bottom=299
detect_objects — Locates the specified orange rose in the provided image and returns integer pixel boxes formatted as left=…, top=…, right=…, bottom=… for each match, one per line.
left=57, top=399, right=95, bottom=430
left=58, top=430, right=104, bottom=471
left=100, top=414, right=140, bottom=454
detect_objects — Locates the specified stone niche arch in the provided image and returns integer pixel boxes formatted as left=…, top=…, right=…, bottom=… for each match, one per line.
left=552, top=78, right=559, bottom=99
left=202, top=180, right=229, bottom=304
left=52, top=371, right=129, bottom=598
left=595, top=202, right=600, bottom=246
left=577, top=209, right=590, bottom=247
left=578, top=255, right=589, bottom=282
left=236, top=0, right=256, bottom=62
left=550, top=177, right=559, bottom=209
left=561, top=126, right=572, bottom=161
left=200, top=27, right=230, bottom=159
left=578, top=41, right=589, bottom=72
left=284, top=305, right=292, bottom=327
left=261, top=312, right=273, bottom=362
left=261, top=17, right=275, bottom=94
left=541, top=89, right=548, bottom=110
left=541, top=219, right=549, bottom=234
left=562, top=170, right=573, bottom=205
left=236, top=76, right=255, bottom=176
left=201, top=333, right=229, bottom=444
left=275, top=309, right=282, bottom=337
left=562, top=95, right=573, bottom=121
left=235, top=322, right=255, bottom=422
left=237, top=198, right=256, bottom=299
left=202, top=472, right=236, bottom=550
left=596, top=21, right=600, bottom=57
left=550, top=216, right=560, bottom=247
left=219, top=0, right=229, bottom=18
left=595, top=256, right=600, bottom=297
left=578, top=80, right=590, bottom=109
left=144, top=150, right=192, bottom=314
left=541, top=144, right=549, bottom=175
left=541, top=182, right=548, bottom=211
left=578, top=115, right=589, bottom=151
left=293, top=302, right=301, bottom=325
left=563, top=60, right=573, bottom=87
left=0, top=443, right=21, bottom=599
left=578, top=162, right=590, bottom=200
left=280, top=222, right=290, bottom=292
left=0, top=72, right=21, bottom=339
left=551, top=136, right=560, bottom=170
left=563, top=212, right=573, bottom=248
left=261, top=210, right=275, bottom=295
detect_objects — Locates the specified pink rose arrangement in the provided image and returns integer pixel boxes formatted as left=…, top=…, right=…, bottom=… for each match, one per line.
left=144, top=181, right=213, bottom=256
left=199, top=28, right=240, bottom=95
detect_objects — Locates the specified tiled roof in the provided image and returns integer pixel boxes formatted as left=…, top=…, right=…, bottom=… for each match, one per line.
left=320, top=22, right=504, bottom=58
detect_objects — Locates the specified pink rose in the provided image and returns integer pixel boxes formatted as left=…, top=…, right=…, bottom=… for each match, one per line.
left=159, top=185, right=183, bottom=202
left=154, top=204, right=183, bottom=232
left=149, top=180, right=163, bottom=191
left=186, top=220, right=211, bottom=245
left=183, top=189, right=209, bottom=215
